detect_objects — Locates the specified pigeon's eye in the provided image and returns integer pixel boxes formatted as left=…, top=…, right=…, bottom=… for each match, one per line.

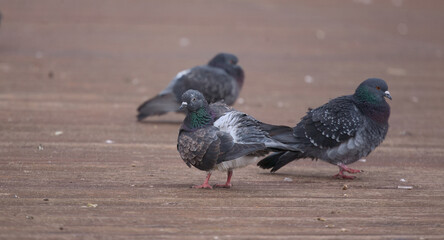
left=191, top=97, right=196, bottom=102
left=229, top=60, right=234, bottom=64
left=376, top=86, right=381, bottom=90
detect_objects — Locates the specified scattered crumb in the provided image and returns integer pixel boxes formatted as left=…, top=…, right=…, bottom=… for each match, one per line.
left=358, top=159, right=366, bottom=163
left=54, top=131, right=63, bottom=136
left=400, top=178, right=407, bottom=182
left=82, top=203, right=98, bottom=208
left=43, top=198, right=49, bottom=201
left=38, top=144, right=44, bottom=151
left=398, top=185, right=413, bottom=190
left=283, top=177, right=293, bottom=182
left=340, top=228, right=348, bottom=232
left=304, top=75, right=314, bottom=84
left=179, top=37, right=190, bottom=47
left=325, top=224, right=335, bottom=228
left=105, top=140, right=114, bottom=144
left=400, top=130, right=413, bottom=136
left=342, top=184, right=348, bottom=190
left=26, top=215, right=34, bottom=220
left=343, top=194, right=348, bottom=197
left=317, top=217, right=326, bottom=221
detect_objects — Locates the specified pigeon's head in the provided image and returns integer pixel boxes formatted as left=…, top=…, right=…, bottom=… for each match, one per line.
left=208, top=53, right=239, bottom=67
left=354, top=78, right=392, bottom=104
left=208, top=53, right=244, bottom=88
left=179, top=90, right=209, bottom=112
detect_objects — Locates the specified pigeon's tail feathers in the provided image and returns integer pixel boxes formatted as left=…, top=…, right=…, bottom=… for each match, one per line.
left=257, top=151, right=302, bottom=173
left=259, top=123, right=300, bottom=151
left=137, top=93, right=180, bottom=121
left=257, top=152, right=285, bottom=170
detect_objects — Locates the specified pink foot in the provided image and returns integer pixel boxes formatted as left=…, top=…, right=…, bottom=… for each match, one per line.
left=213, top=170, right=233, bottom=188
left=192, top=172, right=213, bottom=189
left=213, top=183, right=232, bottom=188
left=192, top=183, right=213, bottom=189
left=333, top=173, right=356, bottom=180
left=334, top=164, right=363, bottom=180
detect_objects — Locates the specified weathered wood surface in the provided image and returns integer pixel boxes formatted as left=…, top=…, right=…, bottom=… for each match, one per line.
left=1, top=1, right=444, bottom=239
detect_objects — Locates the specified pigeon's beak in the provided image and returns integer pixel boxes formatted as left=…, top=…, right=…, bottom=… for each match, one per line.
left=384, top=91, right=392, bottom=100
left=179, top=102, right=188, bottom=110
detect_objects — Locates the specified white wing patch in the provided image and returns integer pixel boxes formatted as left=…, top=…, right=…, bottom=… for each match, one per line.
left=214, top=111, right=241, bottom=142
left=159, top=69, right=191, bottom=95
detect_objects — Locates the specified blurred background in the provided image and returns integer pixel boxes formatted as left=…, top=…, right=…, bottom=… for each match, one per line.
left=1, top=0, right=443, bottom=163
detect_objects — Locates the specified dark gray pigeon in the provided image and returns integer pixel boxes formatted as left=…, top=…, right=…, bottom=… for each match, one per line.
left=177, top=90, right=299, bottom=189
left=257, top=78, right=392, bottom=179
left=137, top=53, right=244, bottom=121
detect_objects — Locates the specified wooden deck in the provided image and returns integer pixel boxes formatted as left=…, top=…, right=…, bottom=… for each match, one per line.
left=1, top=1, right=444, bottom=239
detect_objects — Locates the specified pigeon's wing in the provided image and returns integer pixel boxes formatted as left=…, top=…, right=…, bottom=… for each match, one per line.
left=300, top=96, right=363, bottom=149
left=177, top=127, right=220, bottom=170
left=215, top=131, right=265, bottom=163
left=172, top=66, right=239, bottom=105
left=214, top=111, right=300, bottom=152
left=159, top=69, right=191, bottom=96
left=209, top=101, right=233, bottom=121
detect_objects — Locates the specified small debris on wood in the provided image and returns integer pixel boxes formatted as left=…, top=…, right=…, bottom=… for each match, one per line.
left=26, top=215, right=34, bottom=220
left=82, top=203, right=98, bottom=208
left=398, top=185, right=413, bottom=190
left=43, top=198, right=49, bottom=201
left=105, top=140, right=114, bottom=144
left=342, top=184, right=348, bottom=190
left=304, top=75, right=314, bottom=84
left=400, top=178, right=407, bottom=182
left=54, top=131, right=63, bottom=136
left=358, top=159, right=366, bottom=163
left=283, top=177, right=293, bottom=182
left=38, top=144, right=44, bottom=151
left=317, top=217, right=326, bottom=221
left=340, top=228, right=348, bottom=232
left=325, top=224, right=335, bottom=228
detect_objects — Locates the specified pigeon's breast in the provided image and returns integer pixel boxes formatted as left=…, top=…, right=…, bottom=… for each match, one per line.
left=322, top=120, right=388, bottom=165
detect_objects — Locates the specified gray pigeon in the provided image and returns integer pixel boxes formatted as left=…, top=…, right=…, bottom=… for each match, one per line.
left=177, top=90, right=299, bottom=189
left=257, top=78, right=392, bottom=179
left=137, top=53, right=244, bottom=121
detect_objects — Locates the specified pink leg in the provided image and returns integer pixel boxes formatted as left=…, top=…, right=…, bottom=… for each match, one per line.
left=214, top=170, right=233, bottom=188
left=333, top=163, right=363, bottom=179
left=192, top=172, right=213, bottom=189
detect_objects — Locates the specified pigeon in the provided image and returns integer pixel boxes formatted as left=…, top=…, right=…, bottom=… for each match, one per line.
left=137, top=53, right=244, bottom=121
left=257, top=78, right=392, bottom=179
left=177, top=90, right=299, bottom=189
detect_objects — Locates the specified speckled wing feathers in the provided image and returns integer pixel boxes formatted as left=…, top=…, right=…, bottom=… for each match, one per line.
left=301, top=96, right=363, bottom=149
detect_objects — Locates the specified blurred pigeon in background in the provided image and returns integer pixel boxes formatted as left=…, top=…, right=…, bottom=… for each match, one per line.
left=177, top=90, right=299, bottom=189
left=137, top=53, right=244, bottom=121
left=258, top=78, right=392, bottom=179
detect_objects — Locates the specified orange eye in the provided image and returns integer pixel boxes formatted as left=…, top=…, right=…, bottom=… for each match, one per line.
left=376, top=86, right=381, bottom=90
